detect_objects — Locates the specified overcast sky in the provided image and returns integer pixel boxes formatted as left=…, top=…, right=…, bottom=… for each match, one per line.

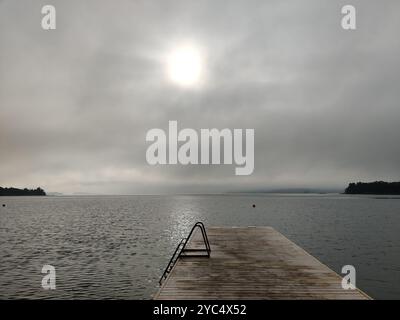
left=1, top=0, right=399, bottom=194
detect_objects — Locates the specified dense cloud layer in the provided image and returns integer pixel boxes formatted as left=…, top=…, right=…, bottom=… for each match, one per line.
left=1, top=0, right=399, bottom=194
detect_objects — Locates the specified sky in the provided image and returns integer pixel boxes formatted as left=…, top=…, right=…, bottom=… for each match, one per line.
left=1, top=0, right=400, bottom=194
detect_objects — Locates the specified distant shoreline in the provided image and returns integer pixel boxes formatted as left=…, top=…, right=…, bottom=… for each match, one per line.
left=0, top=187, right=46, bottom=196
left=345, top=181, right=400, bottom=195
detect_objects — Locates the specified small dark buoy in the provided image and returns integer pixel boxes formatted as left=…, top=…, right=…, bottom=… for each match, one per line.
left=252, top=204, right=256, bottom=208
left=2, top=204, right=5, bottom=207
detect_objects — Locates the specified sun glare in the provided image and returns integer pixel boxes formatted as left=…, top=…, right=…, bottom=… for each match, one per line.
left=166, top=44, right=203, bottom=88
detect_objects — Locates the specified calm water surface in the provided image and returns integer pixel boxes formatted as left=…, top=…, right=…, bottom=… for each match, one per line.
left=1, top=194, right=399, bottom=299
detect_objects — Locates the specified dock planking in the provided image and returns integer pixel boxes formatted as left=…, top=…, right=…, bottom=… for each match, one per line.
left=154, top=227, right=370, bottom=300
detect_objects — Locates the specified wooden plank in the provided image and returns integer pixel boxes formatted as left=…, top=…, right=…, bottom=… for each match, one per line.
left=154, top=227, right=371, bottom=300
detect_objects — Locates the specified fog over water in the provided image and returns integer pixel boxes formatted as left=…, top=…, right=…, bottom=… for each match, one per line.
left=1, top=1, right=400, bottom=194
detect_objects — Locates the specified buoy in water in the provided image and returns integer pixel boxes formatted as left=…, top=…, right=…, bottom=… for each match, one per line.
left=252, top=204, right=256, bottom=208
left=2, top=204, right=5, bottom=207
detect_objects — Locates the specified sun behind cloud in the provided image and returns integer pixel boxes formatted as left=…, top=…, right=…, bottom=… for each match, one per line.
left=166, top=43, right=204, bottom=88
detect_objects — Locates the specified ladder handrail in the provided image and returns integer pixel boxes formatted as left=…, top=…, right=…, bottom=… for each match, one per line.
left=159, top=238, right=185, bottom=285
left=159, top=222, right=211, bottom=285
left=181, top=222, right=211, bottom=256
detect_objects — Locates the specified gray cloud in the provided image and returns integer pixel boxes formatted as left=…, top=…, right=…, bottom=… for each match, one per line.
left=1, top=0, right=400, bottom=194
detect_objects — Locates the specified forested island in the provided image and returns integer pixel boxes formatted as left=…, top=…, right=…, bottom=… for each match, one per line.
left=345, top=181, right=400, bottom=195
left=0, top=187, right=46, bottom=196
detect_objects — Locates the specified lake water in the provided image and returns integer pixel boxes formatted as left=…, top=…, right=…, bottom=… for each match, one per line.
left=0, top=194, right=399, bottom=299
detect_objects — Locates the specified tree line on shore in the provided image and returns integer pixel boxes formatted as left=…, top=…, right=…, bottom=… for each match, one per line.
left=0, top=187, right=46, bottom=196
left=345, top=181, right=400, bottom=195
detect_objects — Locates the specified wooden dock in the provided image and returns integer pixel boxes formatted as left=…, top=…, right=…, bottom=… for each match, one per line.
left=155, top=226, right=370, bottom=300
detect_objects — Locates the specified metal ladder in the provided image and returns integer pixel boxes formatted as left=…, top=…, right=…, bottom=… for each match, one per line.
left=159, top=222, right=211, bottom=285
